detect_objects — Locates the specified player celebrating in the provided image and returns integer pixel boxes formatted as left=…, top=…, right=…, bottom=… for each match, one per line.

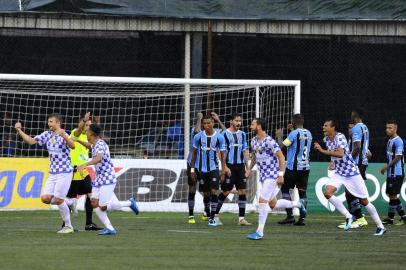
left=15, top=114, right=76, bottom=234
left=64, top=112, right=102, bottom=231
left=246, top=118, right=305, bottom=240
left=76, top=124, right=139, bottom=235
left=215, top=113, right=252, bottom=226
left=190, top=115, right=230, bottom=226
left=186, top=112, right=203, bottom=224
left=276, top=113, right=312, bottom=226
left=314, top=119, right=386, bottom=236
left=380, top=120, right=406, bottom=225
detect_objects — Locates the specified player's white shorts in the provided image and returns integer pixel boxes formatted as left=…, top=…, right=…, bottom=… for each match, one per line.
left=260, top=178, right=280, bottom=201
left=91, top=184, right=116, bottom=207
left=327, top=173, right=369, bottom=199
left=42, top=172, right=73, bottom=199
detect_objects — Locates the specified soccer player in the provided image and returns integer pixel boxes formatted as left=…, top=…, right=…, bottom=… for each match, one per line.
left=275, top=113, right=312, bottom=226
left=186, top=112, right=203, bottom=224
left=246, top=118, right=305, bottom=240
left=380, top=120, right=406, bottom=225
left=76, top=124, right=139, bottom=235
left=64, top=112, right=102, bottom=231
left=15, top=114, right=76, bottom=234
left=314, top=119, right=386, bottom=236
left=190, top=115, right=230, bottom=226
left=215, top=113, right=252, bottom=226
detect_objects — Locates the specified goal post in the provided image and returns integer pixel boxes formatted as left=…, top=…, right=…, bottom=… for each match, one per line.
left=0, top=73, right=300, bottom=212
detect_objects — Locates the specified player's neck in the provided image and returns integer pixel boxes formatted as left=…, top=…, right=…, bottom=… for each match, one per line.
left=256, top=130, right=266, bottom=140
left=327, top=131, right=336, bottom=140
left=354, top=119, right=362, bottom=124
left=227, top=127, right=238, bottom=133
left=390, top=133, right=398, bottom=139
left=295, top=125, right=303, bottom=129
left=205, top=129, right=215, bottom=136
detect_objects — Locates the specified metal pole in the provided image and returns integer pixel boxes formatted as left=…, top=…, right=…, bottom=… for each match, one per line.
left=294, top=81, right=301, bottom=113
left=184, top=32, right=191, bottom=159
left=207, top=20, right=213, bottom=112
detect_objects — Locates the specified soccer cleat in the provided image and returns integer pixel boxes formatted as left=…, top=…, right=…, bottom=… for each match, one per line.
left=214, top=216, right=223, bottom=226
left=394, top=219, right=405, bottom=226
left=129, top=198, right=140, bottom=215
left=278, top=216, right=295, bottom=225
left=187, top=216, right=196, bottom=224
left=69, top=199, right=78, bottom=217
left=299, top=199, right=307, bottom=218
left=57, top=226, right=74, bottom=234
left=201, top=213, right=209, bottom=221
left=98, top=228, right=117, bottom=235
left=208, top=218, right=218, bottom=227
left=238, top=219, right=252, bottom=226
left=382, top=218, right=394, bottom=225
left=294, top=218, right=306, bottom=226
left=373, top=227, right=386, bottom=236
left=85, top=222, right=103, bottom=231
left=247, top=232, right=263, bottom=240
left=352, top=217, right=368, bottom=228
left=343, top=217, right=353, bottom=231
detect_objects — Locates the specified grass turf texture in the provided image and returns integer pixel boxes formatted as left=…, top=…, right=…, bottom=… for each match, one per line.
left=0, top=211, right=405, bottom=270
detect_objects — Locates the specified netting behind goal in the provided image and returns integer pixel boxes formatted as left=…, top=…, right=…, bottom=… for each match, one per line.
left=0, top=74, right=299, bottom=212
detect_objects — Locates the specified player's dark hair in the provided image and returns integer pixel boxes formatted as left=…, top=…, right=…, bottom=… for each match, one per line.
left=292, top=113, right=304, bottom=126
left=48, top=113, right=63, bottom=124
left=203, top=115, right=214, bottom=122
left=386, top=120, right=398, bottom=126
left=229, top=112, right=242, bottom=121
left=352, top=108, right=364, bottom=119
left=89, top=124, right=102, bottom=136
left=253, top=117, right=267, bottom=131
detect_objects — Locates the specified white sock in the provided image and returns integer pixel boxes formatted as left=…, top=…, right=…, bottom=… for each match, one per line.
left=257, top=203, right=270, bottom=235
left=95, top=208, right=114, bottom=230
left=107, top=195, right=131, bottom=211
left=64, top=198, right=74, bottom=207
left=328, top=196, right=353, bottom=219
left=364, top=203, right=384, bottom=229
left=50, top=197, right=57, bottom=205
left=57, top=202, right=72, bottom=228
left=274, top=199, right=294, bottom=210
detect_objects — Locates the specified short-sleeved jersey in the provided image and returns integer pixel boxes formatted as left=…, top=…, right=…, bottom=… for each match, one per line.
left=192, top=130, right=226, bottom=173
left=324, top=132, right=359, bottom=177
left=34, top=131, right=73, bottom=174
left=351, top=123, right=369, bottom=166
left=92, top=139, right=117, bottom=187
left=283, top=128, right=312, bottom=171
left=187, top=128, right=200, bottom=168
left=386, top=136, right=404, bottom=177
left=251, top=135, right=281, bottom=182
left=70, top=129, right=89, bottom=180
left=223, top=129, right=248, bottom=165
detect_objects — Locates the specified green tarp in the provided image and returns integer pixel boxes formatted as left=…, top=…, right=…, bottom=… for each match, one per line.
left=1, top=0, right=405, bottom=20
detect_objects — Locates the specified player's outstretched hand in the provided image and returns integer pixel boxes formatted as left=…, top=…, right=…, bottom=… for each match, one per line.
left=55, top=129, right=66, bottom=136
left=84, top=112, right=91, bottom=122
left=14, top=122, right=22, bottom=130
left=314, top=142, right=322, bottom=152
left=277, top=176, right=284, bottom=185
left=197, top=112, right=203, bottom=119
left=380, top=166, right=387, bottom=175
left=76, top=164, right=87, bottom=173
left=211, top=112, right=220, bottom=122
left=275, top=128, right=283, bottom=138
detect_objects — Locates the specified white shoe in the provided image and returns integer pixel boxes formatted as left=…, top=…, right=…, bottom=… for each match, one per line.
left=238, top=219, right=252, bottom=226
left=57, top=226, right=74, bottom=234
left=215, top=216, right=223, bottom=226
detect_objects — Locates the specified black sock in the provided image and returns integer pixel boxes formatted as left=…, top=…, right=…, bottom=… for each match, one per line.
left=238, top=194, right=246, bottom=218
left=210, top=194, right=218, bottom=219
left=388, top=199, right=397, bottom=219
left=188, top=193, right=196, bottom=216
left=299, top=190, right=308, bottom=219
left=85, top=196, right=93, bottom=225
left=394, top=198, right=406, bottom=217
left=282, top=192, right=293, bottom=218
left=203, top=195, right=210, bottom=216
left=216, top=193, right=227, bottom=215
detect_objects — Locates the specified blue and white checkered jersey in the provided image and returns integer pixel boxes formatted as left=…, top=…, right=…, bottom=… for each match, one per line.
left=324, top=132, right=359, bottom=177
left=351, top=122, right=369, bottom=166
left=192, top=130, right=226, bottom=173
left=284, top=128, right=312, bottom=171
left=92, top=139, right=117, bottom=187
left=34, top=131, right=73, bottom=174
left=386, top=136, right=404, bottom=177
left=251, top=135, right=281, bottom=182
left=222, top=129, right=248, bottom=165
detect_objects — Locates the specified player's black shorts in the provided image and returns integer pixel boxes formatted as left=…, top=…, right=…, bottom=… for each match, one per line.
left=358, top=164, right=368, bottom=180
left=221, top=163, right=247, bottom=191
left=198, top=170, right=220, bottom=192
left=386, top=176, right=404, bottom=195
left=67, top=175, right=92, bottom=198
left=187, top=163, right=199, bottom=186
left=281, top=169, right=310, bottom=192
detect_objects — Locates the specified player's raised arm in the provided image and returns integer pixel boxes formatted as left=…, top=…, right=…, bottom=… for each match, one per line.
left=73, top=112, right=91, bottom=137
left=211, top=112, right=226, bottom=131
left=56, top=128, right=75, bottom=149
left=72, top=137, right=92, bottom=150
left=15, top=122, right=37, bottom=145
left=314, top=142, right=344, bottom=158
left=194, top=112, right=203, bottom=133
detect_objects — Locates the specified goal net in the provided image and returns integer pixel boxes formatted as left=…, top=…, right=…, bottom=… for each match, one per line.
left=0, top=74, right=300, bottom=212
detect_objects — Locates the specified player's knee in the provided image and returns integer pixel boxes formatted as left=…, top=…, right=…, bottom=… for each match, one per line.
left=41, top=195, right=52, bottom=204
left=359, top=198, right=369, bottom=206
left=268, top=199, right=277, bottom=209
left=258, top=197, right=268, bottom=204
left=54, top=197, right=64, bottom=205
left=238, top=189, right=246, bottom=196
left=99, top=205, right=107, bottom=211
left=91, top=200, right=99, bottom=208
left=324, top=191, right=332, bottom=199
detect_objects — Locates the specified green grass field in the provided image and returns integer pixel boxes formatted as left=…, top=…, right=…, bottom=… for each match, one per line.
left=0, top=211, right=405, bottom=270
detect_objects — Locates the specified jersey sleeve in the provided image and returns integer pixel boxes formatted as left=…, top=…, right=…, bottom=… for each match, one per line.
left=395, top=139, right=404, bottom=156
left=34, top=131, right=48, bottom=146
left=352, top=125, right=362, bottom=142
left=218, top=134, right=226, bottom=152
left=192, top=133, right=200, bottom=149
left=284, top=130, right=297, bottom=147
left=337, top=134, right=347, bottom=149
left=93, top=142, right=105, bottom=156
left=242, top=132, right=248, bottom=151
left=267, top=137, right=281, bottom=154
